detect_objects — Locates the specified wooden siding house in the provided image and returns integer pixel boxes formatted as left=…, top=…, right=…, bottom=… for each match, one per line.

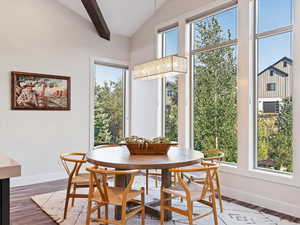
left=257, top=57, right=293, bottom=113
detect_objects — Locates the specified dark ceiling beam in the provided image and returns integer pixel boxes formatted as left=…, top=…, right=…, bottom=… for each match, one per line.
left=81, top=0, right=110, bottom=41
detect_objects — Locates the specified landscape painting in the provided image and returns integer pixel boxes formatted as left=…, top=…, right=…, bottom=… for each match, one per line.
left=11, top=71, right=71, bottom=110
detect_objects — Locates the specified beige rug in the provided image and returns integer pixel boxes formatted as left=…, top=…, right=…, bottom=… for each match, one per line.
left=31, top=176, right=297, bottom=225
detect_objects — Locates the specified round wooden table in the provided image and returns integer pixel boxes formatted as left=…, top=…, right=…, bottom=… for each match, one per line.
left=86, top=146, right=203, bottom=221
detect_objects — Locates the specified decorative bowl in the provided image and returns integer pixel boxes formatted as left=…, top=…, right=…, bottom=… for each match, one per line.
left=119, top=143, right=178, bottom=155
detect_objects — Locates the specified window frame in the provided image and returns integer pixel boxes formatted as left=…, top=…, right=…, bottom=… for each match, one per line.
left=158, top=26, right=180, bottom=140
left=253, top=0, right=294, bottom=174
left=189, top=5, right=238, bottom=163
left=154, top=0, right=300, bottom=188
left=89, top=57, right=130, bottom=150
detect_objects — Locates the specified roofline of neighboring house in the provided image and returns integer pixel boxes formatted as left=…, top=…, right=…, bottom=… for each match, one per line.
left=258, top=56, right=293, bottom=76
left=259, top=66, right=289, bottom=77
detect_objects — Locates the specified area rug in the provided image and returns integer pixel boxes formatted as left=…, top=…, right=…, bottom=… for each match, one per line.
left=31, top=176, right=298, bottom=225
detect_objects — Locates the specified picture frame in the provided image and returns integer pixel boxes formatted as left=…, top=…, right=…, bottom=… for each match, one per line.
left=11, top=71, right=71, bottom=110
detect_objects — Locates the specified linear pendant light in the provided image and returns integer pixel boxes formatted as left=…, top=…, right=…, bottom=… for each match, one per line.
left=132, top=55, right=188, bottom=80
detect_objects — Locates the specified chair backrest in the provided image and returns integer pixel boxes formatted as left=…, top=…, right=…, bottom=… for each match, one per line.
left=86, top=167, right=139, bottom=204
left=201, top=150, right=224, bottom=164
left=170, top=164, right=218, bottom=201
left=60, top=152, right=86, bottom=179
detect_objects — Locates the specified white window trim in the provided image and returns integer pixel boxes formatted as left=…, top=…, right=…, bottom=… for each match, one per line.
left=157, top=27, right=180, bottom=140
left=89, top=57, right=130, bottom=151
left=154, top=0, right=300, bottom=187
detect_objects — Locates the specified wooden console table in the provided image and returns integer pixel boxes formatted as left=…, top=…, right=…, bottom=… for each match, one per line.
left=0, top=154, right=21, bottom=225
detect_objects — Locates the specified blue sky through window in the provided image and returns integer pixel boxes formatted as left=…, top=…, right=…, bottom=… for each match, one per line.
left=257, top=0, right=292, bottom=33
left=164, top=28, right=179, bottom=57
left=164, top=28, right=179, bottom=83
left=95, top=64, right=123, bottom=86
left=257, top=0, right=293, bottom=72
left=258, top=32, right=291, bottom=73
left=193, top=7, right=237, bottom=50
left=189, top=1, right=292, bottom=74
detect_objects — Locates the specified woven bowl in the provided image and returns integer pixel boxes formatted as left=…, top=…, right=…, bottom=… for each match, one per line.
left=120, top=143, right=177, bottom=155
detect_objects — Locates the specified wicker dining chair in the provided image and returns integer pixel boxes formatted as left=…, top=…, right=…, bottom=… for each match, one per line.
left=185, top=150, right=224, bottom=212
left=60, top=152, right=90, bottom=219
left=160, top=162, right=219, bottom=225
left=85, top=167, right=145, bottom=225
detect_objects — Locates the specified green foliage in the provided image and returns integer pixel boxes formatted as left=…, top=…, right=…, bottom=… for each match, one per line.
left=165, top=78, right=178, bottom=141
left=257, top=116, right=276, bottom=161
left=193, top=17, right=237, bottom=163
left=94, top=80, right=124, bottom=146
left=257, top=97, right=293, bottom=172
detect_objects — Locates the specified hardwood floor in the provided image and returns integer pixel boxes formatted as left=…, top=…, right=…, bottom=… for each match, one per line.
left=11, top=179, right=66, bottom=225
left=10, top=179, right=300, bottom=225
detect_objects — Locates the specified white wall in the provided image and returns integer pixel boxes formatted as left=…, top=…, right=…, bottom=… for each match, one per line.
left=0, top=0, right=130, bottom=186
left=130, top=0, right=300, bottom=217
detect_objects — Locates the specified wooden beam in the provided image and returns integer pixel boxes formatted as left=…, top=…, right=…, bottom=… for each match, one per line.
left=81, top=0, right=110, bottom=41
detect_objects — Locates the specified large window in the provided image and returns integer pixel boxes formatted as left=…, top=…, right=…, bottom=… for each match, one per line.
left=94, top=64, right=127, bottom=146
left=191, top=7, right=238, bottom=163
left=255, top=0, right=294, bottom=172
left=161, top=28, right=179, bottom=141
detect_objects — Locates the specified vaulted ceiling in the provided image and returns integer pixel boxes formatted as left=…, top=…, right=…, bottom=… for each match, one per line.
left=56, top=0, right=168, bottom=37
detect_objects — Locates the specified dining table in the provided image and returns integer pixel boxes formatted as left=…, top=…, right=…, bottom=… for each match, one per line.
left=86, top=145, right=204, bottom=221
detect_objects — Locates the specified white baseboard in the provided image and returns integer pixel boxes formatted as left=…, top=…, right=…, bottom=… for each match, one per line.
left=11, top=172, right=67, bottom=187
left=222, top=185, right=300, bottom=218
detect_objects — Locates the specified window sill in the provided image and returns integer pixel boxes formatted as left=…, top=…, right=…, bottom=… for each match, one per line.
left=220, top=163, right=299, bottom=188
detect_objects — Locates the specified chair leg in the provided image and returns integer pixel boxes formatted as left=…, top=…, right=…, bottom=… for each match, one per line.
left=71, top=184, right=76, bottom=207
left=85, top=200, right=92, bottom=225
left=211, top=194, right=219, bottom=225
left=141, top=188, right=145, bottom=225
left=145, top=170, right=149, bottom=195
left=187, top=200, right=193, bottom=225
left=121, top=201, right=127, bottom=225
left=160, top=189, right=164, bottom=225
left=155, top=170, right=158, bottom=188
left=173, top=172, right=176, bottom=184
left=105, top=204, right=109, bottom=225
left=215, top=172, right=223, bottom=212
left=63, top=182, right=72, bottom=219
left=97, top=203, right=101, bottom=218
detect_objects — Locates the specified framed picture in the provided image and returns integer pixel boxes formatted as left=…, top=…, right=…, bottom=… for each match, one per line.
left=11, top=71, right=71, bottom=110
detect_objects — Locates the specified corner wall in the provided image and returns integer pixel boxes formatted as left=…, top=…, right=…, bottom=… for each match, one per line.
left=0, top=0, right=130, bottom=186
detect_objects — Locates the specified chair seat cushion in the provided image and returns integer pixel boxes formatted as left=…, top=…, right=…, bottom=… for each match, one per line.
left=72, top=173, right=90, bottom=185
left=163, top=182, right=206, bottom=201
left=72, top=173, right=102, bottom=185
left=182, top=164, right=206, bottom=180
left=91, top=187, right=142, bottom=206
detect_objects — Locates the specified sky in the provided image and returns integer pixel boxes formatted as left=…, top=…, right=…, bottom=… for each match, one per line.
left=95, top=64, right=123, bottom=86
left=193, top=7, right=237, bottom=50
left=164, top=28, right=179, bottom=57
left=96, top=0, right=293, bottom=84
left=257, top=0, right=292, bottom=72
left=192, top=0, right=292, bottom=73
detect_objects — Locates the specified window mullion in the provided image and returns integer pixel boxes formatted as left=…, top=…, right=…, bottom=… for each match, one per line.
left=256, top=25, right=293, bottom=39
